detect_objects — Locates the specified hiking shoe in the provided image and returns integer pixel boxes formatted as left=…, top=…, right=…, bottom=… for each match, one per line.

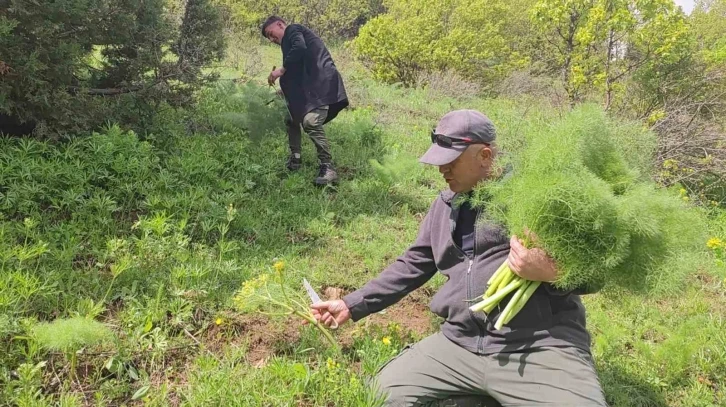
left=286, top=154, right=302, bottom=171
left=314, top=163, right=339, bottom=186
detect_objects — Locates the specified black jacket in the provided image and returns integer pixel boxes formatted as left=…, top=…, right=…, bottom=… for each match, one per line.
left=343, top=190, right=594, bottom=355
left=279, top=24, right=348, bottom=124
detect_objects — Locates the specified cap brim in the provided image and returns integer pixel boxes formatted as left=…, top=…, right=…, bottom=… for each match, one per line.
left=419, top=144, right=466, bottom=166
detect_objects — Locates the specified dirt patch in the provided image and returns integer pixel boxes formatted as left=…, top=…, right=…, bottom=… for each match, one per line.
left=334, top=288, right=435, bottom=347
left=323, top=286, right=344, bottom=300
left=206, top=314, right=302, bottom=367
left=320, top=285, right=435, bottom=340
left=48, top=289, right=436, bottom=406
left=205, top=288, right=434, bottom=366
left=361, top=292, right=434, bottom=337
left=72, top=253, right=99, bottom=270
left=112, top=209, right=141, bottom=225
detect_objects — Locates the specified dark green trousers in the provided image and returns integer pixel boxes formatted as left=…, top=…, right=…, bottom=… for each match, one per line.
left=286, top=106, right=332, bottom=164
left=374, top=332, right=608, bottom=407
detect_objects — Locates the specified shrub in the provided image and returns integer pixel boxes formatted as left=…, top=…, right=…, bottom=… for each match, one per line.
left=215, top=0, right=384, bottom=39
left=351, top=0, right=522, bottom=86
left=0, top=0, right=225, bottom=137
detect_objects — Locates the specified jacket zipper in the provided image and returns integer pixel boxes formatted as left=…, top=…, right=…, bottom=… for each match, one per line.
left=451, top=195, right=487, bottom=354
left=469, top=210, right=486, bottom=354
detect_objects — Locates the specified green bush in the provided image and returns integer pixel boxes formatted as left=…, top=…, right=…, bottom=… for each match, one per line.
left=351, top=0, right=523, bottom=86
left=0, top=125, right=159, bottom=221
left=215, top=0, right=384, bottom=39
left=0, top=0, right=225, bottom=136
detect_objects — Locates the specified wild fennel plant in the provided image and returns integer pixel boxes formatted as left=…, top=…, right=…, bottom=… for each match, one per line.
left=31, top=317, right=113, bottom=379
left=470, top=106, right=707, bottom=328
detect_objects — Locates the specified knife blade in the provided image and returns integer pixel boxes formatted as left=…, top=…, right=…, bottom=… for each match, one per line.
left=303, top=278, right=338, bottom=329
left=303, top=278, right=322, bottom=304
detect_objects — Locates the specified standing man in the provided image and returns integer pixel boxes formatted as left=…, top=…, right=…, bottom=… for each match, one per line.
left=310, top=110, right=608, bottom=406
left=261, top=16, right=349, bottom=186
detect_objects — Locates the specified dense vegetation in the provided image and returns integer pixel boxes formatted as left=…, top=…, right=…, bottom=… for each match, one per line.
left=1, top=0, right=725, bottom=406
left=0, top=0, right=225, bottom=136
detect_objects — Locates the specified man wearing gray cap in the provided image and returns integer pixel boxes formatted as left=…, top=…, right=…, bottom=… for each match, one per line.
left=310, top=110, right=607, bottom=406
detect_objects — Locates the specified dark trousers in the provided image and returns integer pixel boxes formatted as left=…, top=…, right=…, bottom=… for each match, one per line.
left=374, top=332, right=608, bottom=407
left=286, top=106, right=332, bottom=164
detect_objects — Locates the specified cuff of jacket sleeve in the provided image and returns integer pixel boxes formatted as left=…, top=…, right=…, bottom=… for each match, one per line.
left=342, top=291, right=371, bottom=322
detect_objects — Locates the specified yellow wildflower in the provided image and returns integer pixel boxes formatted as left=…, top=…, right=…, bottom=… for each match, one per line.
left=215, top=317, right=224, bottom=325
left=273, top=261, right=285, bottom=273
left=237, top=274, right=270, bottom=300
left=326, top=357, right=339, bottom=370
left=707, top=237, right=723, bottom=249
left=382, top=336, right=392, bottom=346
left=238, top=280, right=256, bottom=297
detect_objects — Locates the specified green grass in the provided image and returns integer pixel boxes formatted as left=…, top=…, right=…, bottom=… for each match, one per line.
left=0, top=42, right=725, bottom=406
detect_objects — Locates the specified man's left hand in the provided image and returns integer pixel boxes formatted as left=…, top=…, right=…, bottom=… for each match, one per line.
left=268, top=68, right=285, bottom=86
left=507, top=235, right=558, bottom=282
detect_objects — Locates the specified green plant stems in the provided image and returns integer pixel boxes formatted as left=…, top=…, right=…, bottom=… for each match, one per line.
left=505, top=280, right=541, bottom=326
left=485, top=261, right=509, bottom=298
left=501, top=281, right=530, bottom=326
left=293, top=310, right=339, bottom=351
left=488, top=260, right=509, bottom=285
left=495, top=279, right=528, bottom=330
left=496, top=268, right=515, bottom=292
left=260, top=288, right=339, bottom=351
left=469, top=278, right=524, bottom=313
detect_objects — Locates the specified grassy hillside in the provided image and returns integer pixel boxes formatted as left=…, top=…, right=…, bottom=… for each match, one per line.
left=1, top=43, right=725, bottom=407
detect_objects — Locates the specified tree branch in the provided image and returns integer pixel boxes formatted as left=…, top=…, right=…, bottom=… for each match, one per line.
left=69, top=86, right=143, bottom=96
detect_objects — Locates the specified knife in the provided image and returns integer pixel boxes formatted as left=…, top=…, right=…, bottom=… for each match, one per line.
left=303, top=278, right=322, bottom=304
left=303, top=278, right=338, bottom=329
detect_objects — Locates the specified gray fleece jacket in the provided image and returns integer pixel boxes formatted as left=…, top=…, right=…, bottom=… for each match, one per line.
left=342, top=190, right=593, bottom=355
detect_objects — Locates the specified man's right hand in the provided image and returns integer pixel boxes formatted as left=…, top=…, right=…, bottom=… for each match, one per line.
left=310, top=300, right=351, bottom=328
left=267, top=67, right=285, bottom=86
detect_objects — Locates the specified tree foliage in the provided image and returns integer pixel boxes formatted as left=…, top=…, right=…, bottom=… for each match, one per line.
left=0, top=0, right=225, bottom=137
left=214, top=0, right=384, bottom=39
left=351, top=0, right=523, bottom=87
left=531, top=0, right=689, bottom=107
left=693, top=0, right=726, bottom=65
left=616, top=0, right=726, bottom=204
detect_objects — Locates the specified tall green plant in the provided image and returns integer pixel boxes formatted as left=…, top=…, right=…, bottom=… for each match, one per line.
left=0, top=0, right=225, bottom=136
left=470, top=106, right=709, bottom=328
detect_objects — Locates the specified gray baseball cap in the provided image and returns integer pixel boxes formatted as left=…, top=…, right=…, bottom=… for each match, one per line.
left=419, top=109, right=496, bottom=166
